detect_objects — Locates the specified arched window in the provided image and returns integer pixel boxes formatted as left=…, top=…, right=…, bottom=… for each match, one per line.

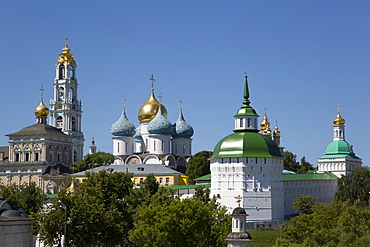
left=239, top=118, right=243, bottom=128
left=68, top=65, right=74, bottom=79
left=247, top=118, right=251, bottom=127
left=56, top=116, right=63, bottom=129
left=72, top=117, right=76, bottom=131
left=59, top=65, right=65, bottom=79
left=69, top=88, right=74, bottom=102
left=58, top=87, right=64, bottom=100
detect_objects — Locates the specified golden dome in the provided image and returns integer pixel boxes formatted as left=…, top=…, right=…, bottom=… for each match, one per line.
left=56, top=44, right=76, bottom=65
left=138, top=90, right=168, bottom=122
left=333, top=113, right=345, bottom=126
left=260, top=108, right=270, bottom=131
left=273, top=126, right=281, bottom=137
left=34, top=101, right=49, bottom=117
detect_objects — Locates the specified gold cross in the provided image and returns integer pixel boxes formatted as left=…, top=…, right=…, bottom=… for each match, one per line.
left=179, top=98, right=183, bottom=110
left=64, top=37, right=69, bottom=47
left=122, top=97, right=126, bottom=110
left=150, top=74, right=155, bottom=89
left=39, top=86, right=45, bottom=100
left=337, top=103, right=341, bottom=114
left=235, top=195, right=242, bottom=207
left=158, top=93, right=163, bottom=103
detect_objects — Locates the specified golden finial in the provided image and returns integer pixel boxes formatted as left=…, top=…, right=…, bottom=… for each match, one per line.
left=333, top=103, right=345, bottom=126
left=39, top=86, right=45, bottom=101
left=337, top=103, right=341, bottom=114
left=150, top=74, right=155, bottom=90
left=235, top=195, right=242, bottom=207
left=179, top=98, right=183, bottom=110
left=64, top=37, right=69, bottom=47
left=122, top=97, right=127, bottom=112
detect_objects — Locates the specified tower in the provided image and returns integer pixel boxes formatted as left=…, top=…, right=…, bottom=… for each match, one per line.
left=317, top=105, right=362, bottom=177
left=89, top=136, right=97, bottom=154
left=225, top=196, right=252, bottom=247
left=210, top=74, right=284, bottom=221
left=49, top=39, right=84, bottom=162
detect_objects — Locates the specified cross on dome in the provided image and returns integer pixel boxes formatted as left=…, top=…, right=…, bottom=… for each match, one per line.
left=150, top=74, right=155, bottom=90
left=235, top=195, right=242, bottom=207
left=179, top=98, right=183, bottom=110
left=39, top=86, right=45, bottom=101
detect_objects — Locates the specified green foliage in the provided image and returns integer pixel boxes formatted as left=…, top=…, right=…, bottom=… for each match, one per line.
left=293, top=194, right=318, bottom=215
left=34, top=170, right=135, bottom=247
left=335, top=167, right=370, bottom=206
left=274, top=201, right=370, bottom=246
left=283, top=151, right=314, bottom=173
left=186, top=150, right=213, bottom=184
left=1, top=181, right=46, bottom=215
left=129, top=189, right=230, bottom=247
left=73, top=151, right=114, bottom=172
left=140, top=173, right=159, bottom=196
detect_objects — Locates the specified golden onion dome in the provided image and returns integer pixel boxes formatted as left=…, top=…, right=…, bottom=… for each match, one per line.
left=34, top=101, right=50, bottom=117
left=260, top=108, right=269, bottom=130
left=138, top=90, right=168, bottom=122
left=333, top=113, right=345, bottom=126
left=273, top=126, right=281, bottom=137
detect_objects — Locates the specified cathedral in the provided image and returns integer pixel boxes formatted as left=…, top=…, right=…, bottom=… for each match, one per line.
left=110, top=75, right=194, bottom=172
left=0, top=42, right=84, bottom=194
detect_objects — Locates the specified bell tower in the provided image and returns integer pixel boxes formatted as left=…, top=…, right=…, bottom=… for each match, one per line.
left=50, top=38, right=84, bottom=162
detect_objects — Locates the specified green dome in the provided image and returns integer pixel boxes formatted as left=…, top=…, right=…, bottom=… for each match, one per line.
left=319, top=140, right=360, bottom=159
left=210, top=131, right=283, bottom=159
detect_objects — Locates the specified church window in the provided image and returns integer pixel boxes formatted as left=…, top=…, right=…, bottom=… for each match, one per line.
left=69, top=88, right=74, bottom=101
left=247, top=118, right=251, bottom=127
left=68, top=65, right=74, bottom=79
left=49, top=153, right=53, bottom=161
left=59, top=65, right=65, bottom=79
left=182, top=144, right=185, bottom=154
left=25, top=153, right=30, bottom=162
left=154, top=141, right=156, bottom=151
left=235, top=220, right=238, bottom=228
left=161, top=141, right=164, bottom=151
left=58, top=153, right=61, bottom=162
left=240, top=220, right=243, bottom=229
left=15, top=153, right=20, bottom=162
left=59, top=87, right=64, bottom=100
left=254, top=119, right=257, bottom=128
left=239, top=118, right=243, bottom=128
left=117, top=143, right=119, bottom=153
left=56, top=116, right=63, bottom=129
left=166, top=177, right=169, bottom=184
left=125, top=142, right=127, bottom=153
left=160, top=178, right=163, bottom=184
left=72, top=117, right=76, bottom=131
left=35, top=153, right=39, bottom=161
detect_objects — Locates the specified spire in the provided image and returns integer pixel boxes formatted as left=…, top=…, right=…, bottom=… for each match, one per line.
left=89, top=135, right=97, bottom=154
left=332, top=104, right=345, bottom=141
left=242, top=73, right=251, bottom=107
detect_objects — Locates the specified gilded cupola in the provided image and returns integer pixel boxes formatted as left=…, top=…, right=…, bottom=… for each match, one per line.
left=56, top=39, right=76, bottom=66
left=34, top=101, right=49, bottom=118
left=138, top=75, right=168, bottom=122
left=273, top=121, right=281, bottom=137
left=260, top=108, right=271, bottom=136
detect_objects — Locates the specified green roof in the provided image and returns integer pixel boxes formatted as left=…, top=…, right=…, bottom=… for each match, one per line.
left=283, top=172, right=338, bottom=181
left=210, top=131, right=282, bottom=159
left=46, top=194, right=59, bottom=199
left=193, top=174, right=211, bottom=180
left=167, top=184, right=211, bottom=190
left=319, top=140, right=360, bottom=159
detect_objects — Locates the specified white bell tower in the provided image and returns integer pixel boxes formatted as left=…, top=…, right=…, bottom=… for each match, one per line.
left=50, top=39, right=84, bottom=162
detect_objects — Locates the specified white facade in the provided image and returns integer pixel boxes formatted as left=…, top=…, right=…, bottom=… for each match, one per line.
left=211, top=157, right=284, bottom=221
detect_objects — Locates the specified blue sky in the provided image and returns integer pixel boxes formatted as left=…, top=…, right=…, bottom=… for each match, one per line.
left=1, top=1, right=370, bottom=166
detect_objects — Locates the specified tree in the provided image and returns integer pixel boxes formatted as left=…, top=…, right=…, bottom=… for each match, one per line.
left=34, top=170, right=135, bottom=247
left=334, top=167, right=370, bottom=206
left=73, top=151, right=114, bottom=172
left=186, top=150, right=213, bottom=184
left=293, top=194, right=318, bottom=215
left=129, top=189, right=230, bottom=247
left=283, top=151, right=314, bottom=173
left=1, top=181, right=46, bottom=215
left=275, top=201, right=370, bottom=246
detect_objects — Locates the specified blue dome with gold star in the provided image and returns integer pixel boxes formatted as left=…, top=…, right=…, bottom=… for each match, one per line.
left=147, top=107, right=173, bottom=135
left=173, top=109, right=194, bottom=138
left=111, top=110, right=136, bottom=137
